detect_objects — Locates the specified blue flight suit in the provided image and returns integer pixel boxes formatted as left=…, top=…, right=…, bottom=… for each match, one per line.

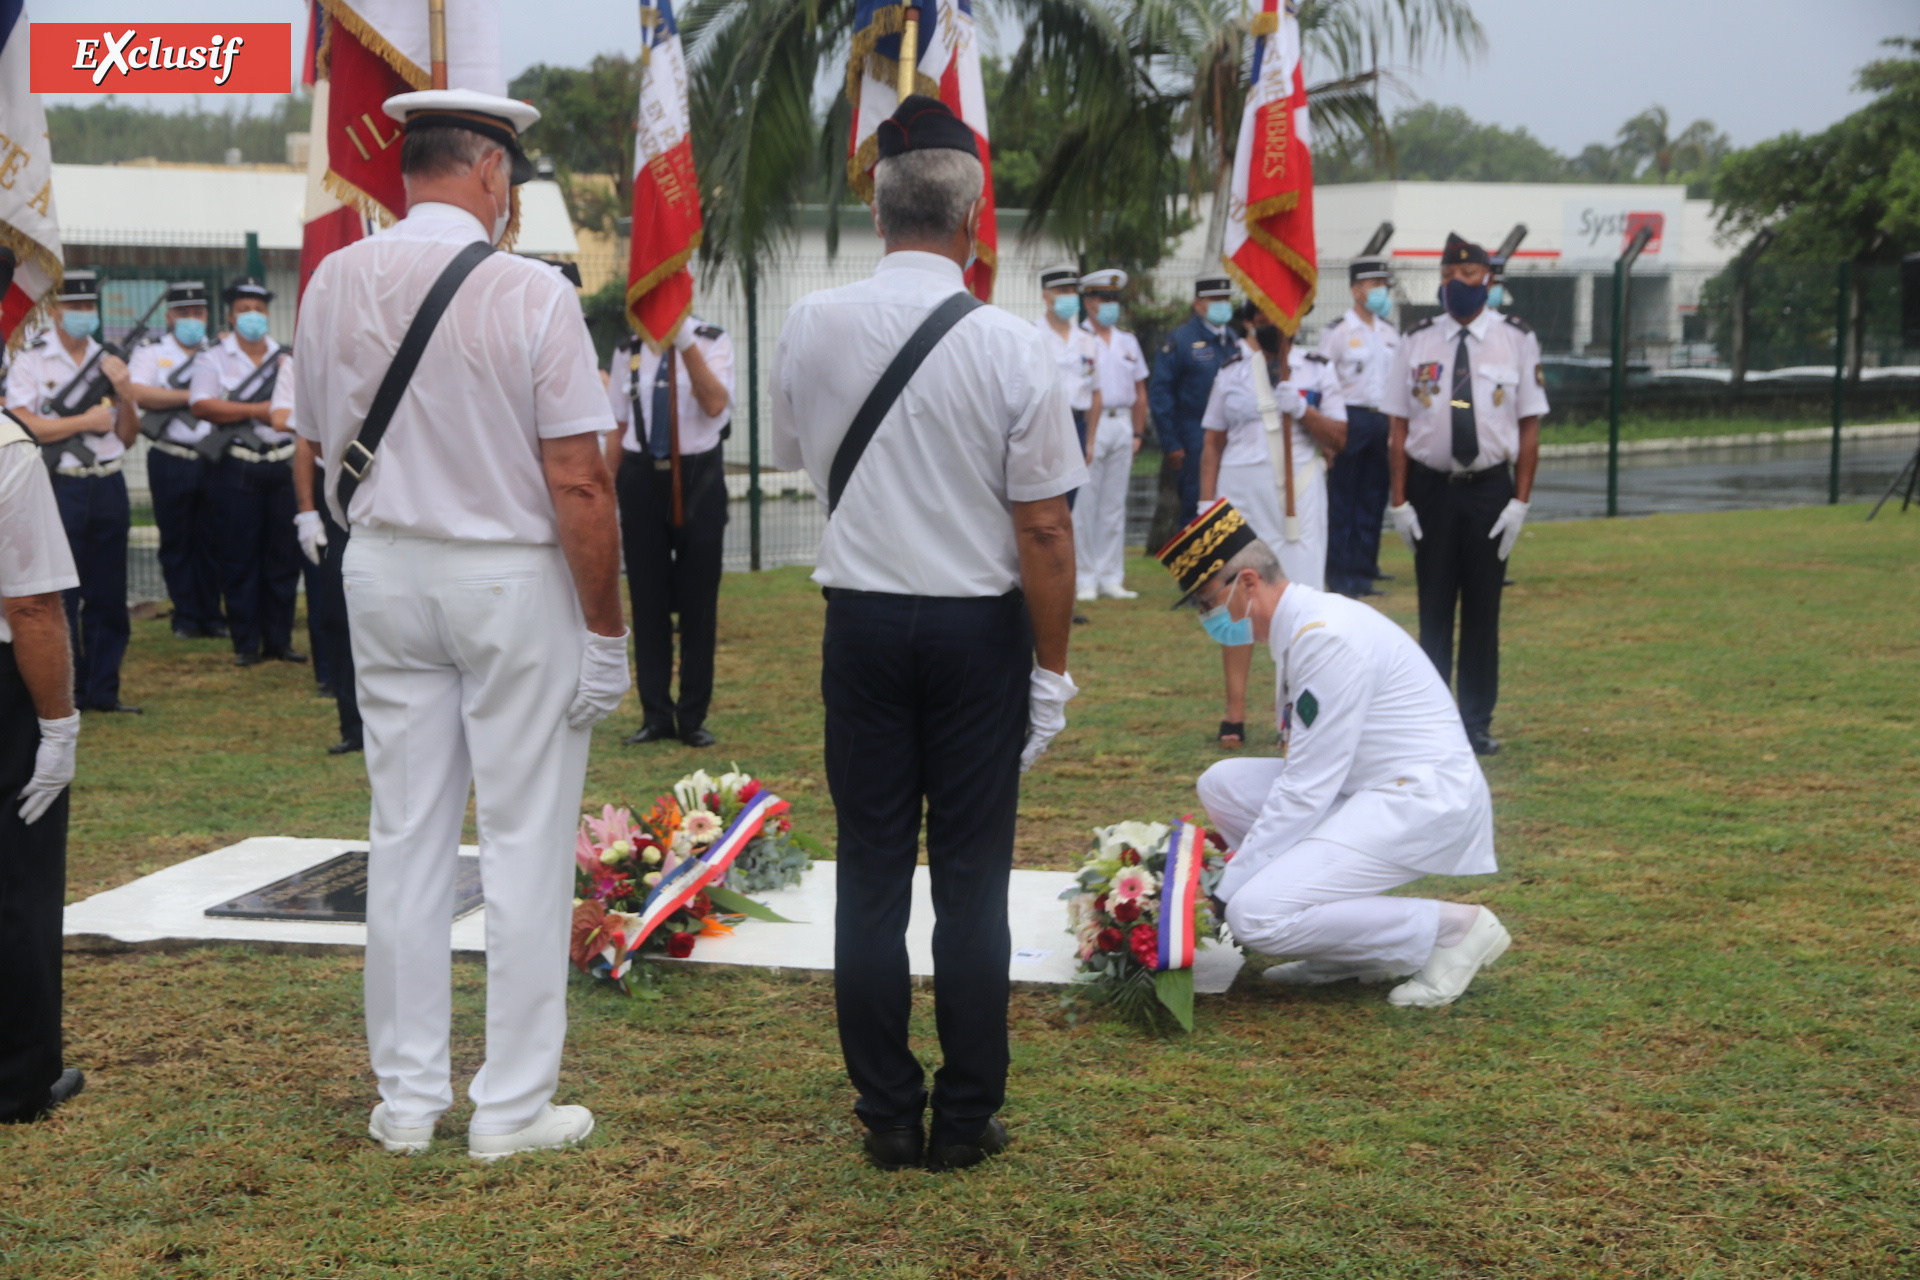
left=1148, top=314, right=1238, bottom=523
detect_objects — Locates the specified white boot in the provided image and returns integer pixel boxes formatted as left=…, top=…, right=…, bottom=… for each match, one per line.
left=1076, top=585, right=1098, bottom=602
left=1262, top=959, right=1410, bottom=986
left=1387, top=908, right=1511, bottom=1008
left=368, top=1103, right=435, bottom=1154
left=1097, top=583, right=1138, bottom=600
left=468, top=1103, right=595, bottom=1161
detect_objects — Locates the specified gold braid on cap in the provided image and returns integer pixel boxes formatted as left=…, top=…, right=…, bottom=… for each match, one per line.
left=1166, top=506, right=1247, bottom=582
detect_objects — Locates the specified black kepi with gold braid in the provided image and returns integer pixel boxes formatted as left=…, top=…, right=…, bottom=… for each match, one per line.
left=1155, top=498, right=1258, bottom=608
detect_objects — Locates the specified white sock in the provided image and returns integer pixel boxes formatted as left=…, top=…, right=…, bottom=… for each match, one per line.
left=1434, top=903, right=1481, bottom=949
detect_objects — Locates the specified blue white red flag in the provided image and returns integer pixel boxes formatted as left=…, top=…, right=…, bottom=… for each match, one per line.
left=846, top=0, right=997, bottom=300
left=1224, top=0, right=1316, bottom=333
left=0, top=0, right=61, bottom=348
left=1156, top=820, right=1206, bottom=971
left=627, top=0, right=701, bottom=351
left=629, top=790, right=790, bottom=950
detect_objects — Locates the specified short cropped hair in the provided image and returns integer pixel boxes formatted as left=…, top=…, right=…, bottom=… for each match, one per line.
left=1219, top=538, right=1284, bottom=586
left=873, top=148, right=984, bottom=244
left=400, top=126, right=504, bottom=180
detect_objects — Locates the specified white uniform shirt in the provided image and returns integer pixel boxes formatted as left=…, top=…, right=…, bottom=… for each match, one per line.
left=294, top=202, right=614, bottom=541
left=1087, top=324, right=1148, bottom=411
left=188, top=334, right=292, bottom=447
left=772, top=251, right=1088, bottom=598
left=271, top=355, right=295, bottom=431
left=0, top=414, right=81, bottom=644
left=1034, top=314, right=1100, bottom=412
left=128, top=333, right=212, bottom=444
left=1201, top=344, right=1347, bottom=469
left=1383, top=310, right=1548, bottom=473
left=1316, top=308, right=1399, bottom=410
left=605, top=322, right=736, bottom=456
left=3, top=332, right=128, bottom=470
left=1220, top=583, right=1495, bottom=901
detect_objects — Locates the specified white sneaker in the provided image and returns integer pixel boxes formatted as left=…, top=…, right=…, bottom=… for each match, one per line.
left=1387, top=908, right=1511, bottom=1008
left=468, top=1103, right=595, bottom=1162
left=1076, top=586, right=1099, bottom=602
left=1262, top=960, right=1409, bottom=986
left=368, top=1103, right=435, bottom=1154
left=1097, top=583, right=1139, bottom=600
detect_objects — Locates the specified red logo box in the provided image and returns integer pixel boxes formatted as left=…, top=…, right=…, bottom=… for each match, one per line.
left=32, top=23, right=291, bottom=93
left=1623, top=212, right=1666, bottom=257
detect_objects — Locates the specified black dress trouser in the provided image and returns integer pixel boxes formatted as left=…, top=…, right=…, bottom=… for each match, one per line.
left=0, top=643, right=68, bottom=1123
left=616, top=447, right=726, bottom=733
left=1406, top=459, right=1513, bottom=736
left=49, top=471, right=130, bottom=709
left=210, top=455, right=300, bottom=659
left=822, top=590, right=1031, bottom=1148
left=307, top=469, right=360, bottom=747
left=147, top=447, right=225, bottom=634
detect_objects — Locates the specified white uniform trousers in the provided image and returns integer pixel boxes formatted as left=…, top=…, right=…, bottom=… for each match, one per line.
left=1073, top=409, right=1134, bottom=592
left=1215, top=458, right=1326, bottom=590
left=344, top=529, right=592, bottom=1135
left=1198, top=757, right=1443, bottom=972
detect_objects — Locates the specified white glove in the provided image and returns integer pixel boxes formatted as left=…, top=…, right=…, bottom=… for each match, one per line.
left=1390, top=502, right=1423, bottom=553
left=1020, top=667, right=1079, bottom=773
left=1271, top=382, right=1308, bottom=419
left=566, top=629, right=633, bottom=730
left=672, top=324, right=696, bottom=354
left=18, top=712, right=79, bottom=825
left=294, top=510, right=328, bottom=565
left=1488, top=498, right=1529, bottom=561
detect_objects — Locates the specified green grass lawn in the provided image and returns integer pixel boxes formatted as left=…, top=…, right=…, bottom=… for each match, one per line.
left=6, top=505, right=1918, bottom=1278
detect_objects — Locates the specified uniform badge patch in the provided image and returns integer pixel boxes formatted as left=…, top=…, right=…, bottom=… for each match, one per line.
left=1535, top=365, right=1546, bottom=387
left=1297, top=688, right=1319, bottom=727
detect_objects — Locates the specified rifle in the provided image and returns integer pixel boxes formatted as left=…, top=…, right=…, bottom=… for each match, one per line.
left=192, top=350, right=285, bottom=465
left=40, top=288, right=169, bottom=470
left=138, top=346, right=206, bottom=441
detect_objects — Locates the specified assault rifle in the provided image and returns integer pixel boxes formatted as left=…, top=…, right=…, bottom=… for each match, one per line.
left=39, top=288, right=169, bottom=470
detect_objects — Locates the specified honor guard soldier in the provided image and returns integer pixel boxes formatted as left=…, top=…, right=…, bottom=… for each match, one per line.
left=296, top=86, right=628, bottom=1160
left=772, top=95, right=1085, bottom=1173
left=0, top=399, right=87, bottom=1123
left=1035, top=264, right=1101, bottom=500
left=1385, top=234, right=1545, bottom=755
left=603, top=316, right=735, bottom=748
left=189, top=277, right=304, bottom=668
left=1319, top=257, right=1400, bottom=598
left=3, top=270, right=143, bottom=714
left=1148, top=274, right=1239, bottom=524
left=1159, top=500, right=1512, bottom=1007
left=128, top=280, right=225, bottom=640
left=1073, top=268, right=1148, bottom=600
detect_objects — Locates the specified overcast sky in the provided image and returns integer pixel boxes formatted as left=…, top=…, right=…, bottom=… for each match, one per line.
left=33, top=0, right=1915, bottom=156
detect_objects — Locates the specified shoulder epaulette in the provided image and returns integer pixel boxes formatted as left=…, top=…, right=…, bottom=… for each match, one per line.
left=1406, top=317, right=1437, bottom=334
left=695, top=323, right=723, bottom=340
left=1222, top=348, right=1243, bottom=366
left=27, top=332, right=48, bottom=349
left=1503, top=313, right=1534, bottom=334
left=1304, top=352, right=1329, bottom=364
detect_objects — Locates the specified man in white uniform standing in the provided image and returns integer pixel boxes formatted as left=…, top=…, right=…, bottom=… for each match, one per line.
left=1073, top=268, right=1148, bottom=600
left=295, top=88, right=630, bottom=1161
left=1319, top=257, right=1399, bottom=599
left=1033, top=265, right=1100, bottom=510
left=1156, top=500, right=1511, bottom=1007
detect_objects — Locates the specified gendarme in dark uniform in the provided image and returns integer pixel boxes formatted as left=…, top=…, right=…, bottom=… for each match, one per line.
left=1148, top=275, right=1239, bottom=523
left=1318, top=256, right=1400, bottom=598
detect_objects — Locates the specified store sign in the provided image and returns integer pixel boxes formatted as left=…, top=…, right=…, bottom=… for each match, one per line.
left=1561, top=196, right=1683, bottom=265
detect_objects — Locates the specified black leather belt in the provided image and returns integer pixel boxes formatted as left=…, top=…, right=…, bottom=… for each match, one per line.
left=1412, top=459, right=1511, bottom=486
left=822, top=587, right=1025, bottom=603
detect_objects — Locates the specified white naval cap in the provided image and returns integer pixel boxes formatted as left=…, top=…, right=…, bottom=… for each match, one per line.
left=382, top=88, right=542, bottom=185
left=1079, top=268, right=1128, bottom=293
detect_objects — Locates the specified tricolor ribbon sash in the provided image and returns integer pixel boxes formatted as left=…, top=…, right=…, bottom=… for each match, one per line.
left=629, top=790, right=790, bottom=950
left=1156, top=820, right=1205, bottom=971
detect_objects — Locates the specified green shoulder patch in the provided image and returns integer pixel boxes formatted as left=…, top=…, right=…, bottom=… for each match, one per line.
left=1297, top=688, right=1319, bottom=727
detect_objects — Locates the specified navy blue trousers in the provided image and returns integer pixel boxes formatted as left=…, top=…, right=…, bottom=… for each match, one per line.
left=145, top=448, right=225, bottom=634
left=49, top=471, right=130, bottom=708
left=822, top=590, right=1031, bottom=1147
left=1174, top=430, right=1202, bottom=524
left=209, top=456, right=300, bottom=658
left=1326, top=406, right=1391, bottom=595
left=0, top=643, right=69, bottom=1123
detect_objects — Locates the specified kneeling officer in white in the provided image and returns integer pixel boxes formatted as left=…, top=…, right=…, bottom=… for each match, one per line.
left=295, top=88, right=629, bottom=1159
left=1156, top=500, right=1510, bottom=1006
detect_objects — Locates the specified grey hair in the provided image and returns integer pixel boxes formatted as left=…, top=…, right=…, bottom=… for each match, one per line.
left=873, top=149, right=984, bottom=243
left=401, top=126, right=505, bottom=180
left=1220, top=538, right=1284, bottom=586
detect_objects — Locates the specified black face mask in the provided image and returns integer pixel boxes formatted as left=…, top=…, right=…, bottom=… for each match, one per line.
left=1253, top=323, right=1283, bottom=356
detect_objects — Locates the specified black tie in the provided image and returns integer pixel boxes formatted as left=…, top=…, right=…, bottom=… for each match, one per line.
left=1450, top=329, right=1479, bottom=469
left=649, top=353, right=673, bottom=459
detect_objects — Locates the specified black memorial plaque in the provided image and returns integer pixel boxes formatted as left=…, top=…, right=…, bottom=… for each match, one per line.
left=205, top=850, right=484, bottom=923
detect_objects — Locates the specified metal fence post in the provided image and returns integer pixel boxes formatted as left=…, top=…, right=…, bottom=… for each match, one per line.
left=746, top=264, right=762, bottom=571
left=245, top=231, right=263, bottom=281
left=1605, top=226, right=1653, bottom=518
left=1829, top=260, right=1850, bottom=505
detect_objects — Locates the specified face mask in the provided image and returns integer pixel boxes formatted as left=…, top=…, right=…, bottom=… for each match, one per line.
left=1198, top=579, right=1254, bottom=647
left=62, top=310, right=100, bottom=340
left=1440, top=279, right=1490, bottom=322
left=1096, top=302, right=1121, bottom=327
left=173, top=317, right=207, bottom=347
left=1365, top=286, right=1392, bottom=318
left=1486, top=285, right=1505, bottom=310
left=235, top=312, right=271, bottom=342
left=491, top=195, right=511, bottom=246
left=1052, top=294, right=1081, bottom=321
left=1254, top=324, right=1282, bottom=356
left=1205, top=301, right=1234, bottom=327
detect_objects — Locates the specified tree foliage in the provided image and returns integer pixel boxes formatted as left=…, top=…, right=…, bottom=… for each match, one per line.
left=46, top=96, right=312, bottom=166
left=508, top=56, right=643, bottom=233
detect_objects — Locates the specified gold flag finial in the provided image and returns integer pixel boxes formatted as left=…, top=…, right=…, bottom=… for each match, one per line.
left=897, top=6, right=921, bottom=98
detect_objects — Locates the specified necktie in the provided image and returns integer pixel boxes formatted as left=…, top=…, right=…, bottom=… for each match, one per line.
left=1450, top=328, right=1479, bottom=469
left=648, top=352, right=673, bottom=459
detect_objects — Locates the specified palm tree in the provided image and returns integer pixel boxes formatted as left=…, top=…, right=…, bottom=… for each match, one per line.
left=1614, top=106, right=1727, bottom=183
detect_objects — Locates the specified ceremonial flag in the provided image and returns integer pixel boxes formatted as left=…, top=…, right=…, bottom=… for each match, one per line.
left=298, top=5, right=365, bottom=301
left=1155, top=820, right=1206, bottom=972
left=1223, top=0, right=1316, bottom=333
left=626, top=0, right=701, bottom=351
left=0, top=0, right=61, bottom=348
left=846, top=0, right=997, bottom=300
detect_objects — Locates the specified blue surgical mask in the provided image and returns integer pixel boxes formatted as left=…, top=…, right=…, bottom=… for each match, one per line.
left=1440, top=279, right=1489, bottom=322
left=1198, top=579, right=1254, bottom=647
left=1486, top=285, right=1505, bottom=309
left=235, top=311, right=271, bottom=342
left=1365, top=286, right=1392, bottom=318
left=62, top=310, right=100, bottom=340
left=173, top=317, right=207, bottom=347
left=1205, top=301, right=1234, bottom=327
left=1096, top=301, right=1121, bottom=327
left=1052, top=294, right=1081, bottom=321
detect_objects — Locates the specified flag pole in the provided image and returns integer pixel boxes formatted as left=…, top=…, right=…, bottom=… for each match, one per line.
left=897, top=6, right=921, bottom=97
left=668, top=349, right=685, bottom=528
left=428, top=0, right=448, bottom=88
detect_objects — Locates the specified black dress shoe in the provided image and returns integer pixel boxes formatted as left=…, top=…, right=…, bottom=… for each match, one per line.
left=172, top=626, right=202, bottom=640
left=926, top=1116, right=1009, bottom=1172
left=1072, top=612, right=1091, bottom=626
left=862, top=1124, right=925, bottom=1171
left=621, top=722, right=678, bottom=746
left=680, top=725, right=716, bottom=749
left=1468, top=731, right=1501, bottom=756
left=206, top=623, right=230, bottom=639
left=233, top=652, right=263, bottom=668
left=316, top=682, right=335, bottom=699
left=83, top=701, right=143, bottom=714
left=265, top=647, right=308, bottom=664
left=327, top=740, right=363, bottom=756
left=1372, top=571, right=1395, bottom=581
left=1358, top=586, right=1386, bottom=598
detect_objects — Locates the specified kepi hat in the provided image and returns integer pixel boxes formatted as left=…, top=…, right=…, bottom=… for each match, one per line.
left=1156, top=498, right=1259, bottom=608
left=223, top=275, right=273, bottom=306
left=1038, top=264, right=1080, bottom=291
left=1348, top=256, right=1390, bottom=283
left=1441, top=233, right=1491, bottom=268
left=383, top=88, right=542, bottom=185
left=165, top=280, right=209, bottom=307
left=56, top=269, right=99, bottom=303
left=876, top=94, right=979, bottom=161
left=1194, top=274, right=1232, bottom=300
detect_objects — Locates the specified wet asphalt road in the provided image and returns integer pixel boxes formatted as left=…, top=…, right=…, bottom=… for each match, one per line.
left=1530, top=435, right=1920, bottom=522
